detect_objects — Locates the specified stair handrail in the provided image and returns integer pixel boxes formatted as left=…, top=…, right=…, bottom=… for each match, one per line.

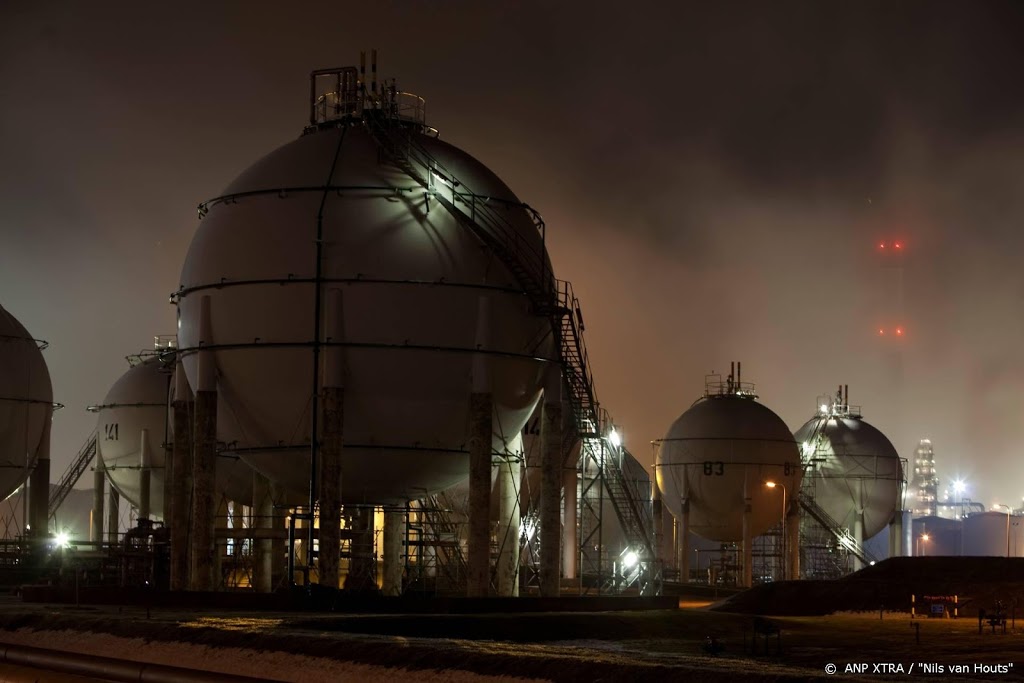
left=49, top=431, right=98, bottom=519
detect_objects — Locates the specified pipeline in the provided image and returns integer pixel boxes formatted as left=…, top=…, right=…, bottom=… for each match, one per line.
left=0, top=642, right=274, bottom=683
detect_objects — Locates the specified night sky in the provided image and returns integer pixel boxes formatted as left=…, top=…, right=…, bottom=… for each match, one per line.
left=3, top=2, right=1024, bottom=509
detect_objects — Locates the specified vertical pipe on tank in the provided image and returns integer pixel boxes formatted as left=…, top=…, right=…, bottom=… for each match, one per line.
left=496, top=454, right=521, bottom=597
left=852, top=480, right=865, bottom=571
left=252, top=472, right=273, bottom=593
left=318, top=289, right=345, bottom=589
left=888, top=509, right=903, bottom=559
left=28, top=428, right=51, bottom=539
left=138, top=429, right=152, bottom=522
left=91, top=466, right=105, bottom=544
left=190, top=295, right=217, bottom=591
left=382, top=508, right=404, bottom=596
left=539, top=373, right=563, bottom=598
left=786, top=497, right=800, bottom=579
left=741, top=477, right=752, bottom=588
left=562, top=464, right=578, bottom=580
left=107, top=486, right=120, bottom=546
left=671, top=516, right=679, bottom=572
left=467, top=296, right=493, bottom=597
left=170, top=360, right=193, bottom=591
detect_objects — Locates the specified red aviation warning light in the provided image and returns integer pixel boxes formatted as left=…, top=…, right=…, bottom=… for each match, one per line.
left=876, top=239, right=906, bottom=251
left=896, top=326, right=904, bottom=336
left=876, top=326, right=907, bottom=337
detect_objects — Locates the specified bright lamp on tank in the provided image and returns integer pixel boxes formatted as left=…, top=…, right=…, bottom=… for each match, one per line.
left=609, top=428, right=622, bottom=448
left=819, top=404, right=829, bottom=415
left=622, top=550, right=639, bottom=569
left=54, top=532, right=70, bottom=548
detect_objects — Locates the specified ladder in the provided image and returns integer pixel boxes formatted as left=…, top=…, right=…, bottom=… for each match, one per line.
left=49, top=431, right=98, bottom=520
left=364, top=112, right=655, bottom=592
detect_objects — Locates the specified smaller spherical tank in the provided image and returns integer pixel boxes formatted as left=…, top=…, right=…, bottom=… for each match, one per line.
left=96, top=354, right=255, bottom=512
left=0, top=304, right=53, bottom=500
left=795, top=414, right=901, bottom=540
left=657, top=392, right=800, bottom=542
left=95, top=356, right=170, bottom=517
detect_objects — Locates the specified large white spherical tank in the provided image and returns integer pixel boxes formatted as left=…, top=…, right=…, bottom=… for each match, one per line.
left=963, top=512, right=1022, bottom=557
left=657, top=396, right=801, bottom=542
left=177, top=125, right=555, bottom=504
left=96, top=356, right=255, bottom=509
left=0, top=304, right=53, bottom=500
left=795, top=416, right=900, bottom=540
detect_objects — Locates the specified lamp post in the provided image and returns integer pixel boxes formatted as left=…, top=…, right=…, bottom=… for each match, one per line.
left=917, top=533, right=930, bottom=557
left=995, top=504, right=1011, bottom=558
left=765, top=480, right=786, bottom=580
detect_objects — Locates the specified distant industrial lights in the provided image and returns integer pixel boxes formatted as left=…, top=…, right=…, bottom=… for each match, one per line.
left=877, top=240, right=906, bottom=250
left=953, top=480, right=966, bottom=496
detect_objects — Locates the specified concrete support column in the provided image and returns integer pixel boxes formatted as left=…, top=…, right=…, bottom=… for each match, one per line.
left=317, top=387, right=343, bottom=589
left=28, top=431, right=50, bottom=539
left=107, top=486, right=120, bottom=545
left=680, top=498, right=691, bottom=583
left=562, top=465, right=577, bottom=580
left=467, top=393, right=493, bottom=597
left=170, top=361, right=193, bottom=591
left=138, top=429, right=152, bottom=522
left=252, top=472, right=274, bottom=593
left=496, top=456, right=521, bottom=597
left=852, top=510, right=865, bottom=572
left=653, top=481, right=665, bottom=574
left=190, top=295, right=217, bottom=592
left=344, top=506, right=375, bottom=590
left=271, top=482, right=287, bottom=588
left=786, top=499, right=800, bottom=580
left=91, top=467, right=105, bottom=544
left=741, top=495, right=753, bottom=589
left=467, top=295, right=492, bottom=598
left=382, top=508, right=404, bottom=596
left=539, top=394, right=562, bottom=598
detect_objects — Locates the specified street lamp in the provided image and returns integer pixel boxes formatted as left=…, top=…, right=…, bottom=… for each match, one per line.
left=765, top=480, right=786, bottom=580
left=995, top=504, right=1011, bottom=558
left=917, top=533, right=930, bottom=557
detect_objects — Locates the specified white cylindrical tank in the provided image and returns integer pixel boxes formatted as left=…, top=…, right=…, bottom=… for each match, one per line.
left=0, top=304, right=53, bottom=500
left=795, top=413, right=901, bottom=540
left=963, top=512, right=1022, bottom=557
left=95, top=354, right=255, bottom=511
left=176, top=86, right=555, bottom=504
left=657, top=386, right=800, bottom=542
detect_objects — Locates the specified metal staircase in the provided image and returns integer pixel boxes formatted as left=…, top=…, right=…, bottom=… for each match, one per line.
left=798, top=491, right=878, bottom=567
left=420, top=492, right=468, bottom=592
left=49, top=431, right=98, bottom=520
left=363, top=100, right=656, bottom=593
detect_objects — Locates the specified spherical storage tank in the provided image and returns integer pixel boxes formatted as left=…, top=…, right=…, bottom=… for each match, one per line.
left=176, top=68, right=556, bottom=504
left=795, top=405, right=901, bottom=541
left=656, top=374, right=800, bottom=542
left=0, top=303, right=53, bottom=500
left=95, top=353, right=255, bottom=513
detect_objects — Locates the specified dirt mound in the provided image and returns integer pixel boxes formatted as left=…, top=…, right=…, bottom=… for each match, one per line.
left=712, top=557, right=1024, bottom=616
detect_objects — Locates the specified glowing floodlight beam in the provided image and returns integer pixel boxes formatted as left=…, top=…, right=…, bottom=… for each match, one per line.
left=953, top=480, right=966, bottom=495
left=54, top=532, right=70, bottom=548
left=609, top=428, right=621, bottom=448
left=819, top=404, right=829, bottom=415
left=622, top=551, right=639, bottom=569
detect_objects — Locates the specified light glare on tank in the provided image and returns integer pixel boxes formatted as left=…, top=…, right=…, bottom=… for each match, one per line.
left=622, top=551, right=638, bottom=569
left=54, top=532, right=69, bottom=548
left=819, top=404, right=829, bottom=415
left=609, top=428, right=621, bottom=448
